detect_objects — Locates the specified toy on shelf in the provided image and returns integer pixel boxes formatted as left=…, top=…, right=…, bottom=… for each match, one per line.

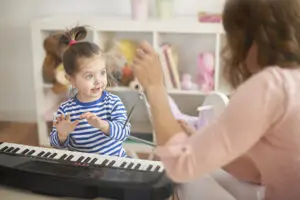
left=180, top=73, right=198, bottom=90
left=42, top=32, right=70, bottom=122
left=101, top=34, right=138, bottom=87
left=42, top=32, right=69, bottom=94
left=155, top=0, right=174, bottom=20
left=131, top=0, right=150, bottom=21
left=129, top=77, right=143, bottom=92
left=196, top=52, right=215, bottom=93
left=198, top=12, right=222, bottom=23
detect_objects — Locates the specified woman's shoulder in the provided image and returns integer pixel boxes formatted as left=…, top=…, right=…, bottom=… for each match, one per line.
left=238, top=66, right=290, bottom=94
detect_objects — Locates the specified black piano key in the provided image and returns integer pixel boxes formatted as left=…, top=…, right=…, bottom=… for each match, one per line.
left=49, top=153, right=57, bottom=159
left=101, top=159, right=109, bottom=166
left=90, top=158, right=98, bottom=165
left=120, top=162, right=127, bottom=168
left=37, top=151, right=45, bottom=157
left=134, top=163, right=141, bottom=170
left=107, top=160, right=116, bottom=167
left=83, top=157, right=91, bottom=163
left=127, top=162, right=134, bottom=169
left=77, top=156, right=85, bottom=162
left=21, top=149, right=29, bottom=155
left=0, top=146, right=8, bottom=152
left=66, top=155, right=74, bottom=161
left=59, top=154, right=68, bottom=161
left=154, top=166, right=161, bottom=172
left=11, top=147, right=20, bottom=154
left=27, top=150, right=35, bottom=156
left=6, top=147, right=14, bottom=153
left=146, top=165, right=153, bottom=171
left=43, top=152, right=51, bottom=158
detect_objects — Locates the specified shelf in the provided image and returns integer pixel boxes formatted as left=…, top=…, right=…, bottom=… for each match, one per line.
left=31, top=16, right=224, bottom=34
left=107, top=86, right=209, bottom=95
left=32, top=15, right=229, bottom=146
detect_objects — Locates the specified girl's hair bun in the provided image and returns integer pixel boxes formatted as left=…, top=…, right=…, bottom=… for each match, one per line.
left=59, top=26, right=88, bottom=46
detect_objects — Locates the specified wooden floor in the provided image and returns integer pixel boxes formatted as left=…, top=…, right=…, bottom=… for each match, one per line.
left=0, top=121, right=39, bottom=146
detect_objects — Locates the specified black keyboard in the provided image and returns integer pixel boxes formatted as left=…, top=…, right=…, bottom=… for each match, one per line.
left=0, top=142, right=174, bottom=200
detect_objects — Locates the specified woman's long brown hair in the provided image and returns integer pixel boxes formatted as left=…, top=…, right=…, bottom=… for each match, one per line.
left=222, top=0, right=300, bottom=89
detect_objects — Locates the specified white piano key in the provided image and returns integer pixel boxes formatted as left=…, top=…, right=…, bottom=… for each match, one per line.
left=0, top=142, right=165, bottom=172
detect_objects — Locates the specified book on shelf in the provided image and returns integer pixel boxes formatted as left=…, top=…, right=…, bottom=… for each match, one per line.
left=158, top=43, right=181, bottom=90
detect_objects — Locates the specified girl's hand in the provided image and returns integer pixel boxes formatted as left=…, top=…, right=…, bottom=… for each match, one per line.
left=54, top=114, right=79, bottom=142
left=177, top=119, right=197, bottom=136
left=132, top=41, right=165, bottom=93
left=80, top=112, right=102, bottom=129
left=80, top=112, right=110, bottom=134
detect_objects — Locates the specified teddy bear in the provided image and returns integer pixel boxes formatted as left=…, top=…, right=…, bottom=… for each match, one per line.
left=42, top=32, right=69, bottom=94
left=42, top=32, right=71, bottom=132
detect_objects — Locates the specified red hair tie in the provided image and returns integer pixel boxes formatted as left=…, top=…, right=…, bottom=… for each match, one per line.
left=69, top=40, right=76, bottom=46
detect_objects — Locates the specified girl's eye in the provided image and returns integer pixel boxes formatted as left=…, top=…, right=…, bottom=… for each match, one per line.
left=101, top=71, right=106, bottom=75
left=86, top=74, right=93, bottom=79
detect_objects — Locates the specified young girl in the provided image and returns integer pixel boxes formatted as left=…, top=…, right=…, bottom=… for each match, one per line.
left=132, top=0, right=300, bottom=199
left=50, top=26, right=131, bottom=157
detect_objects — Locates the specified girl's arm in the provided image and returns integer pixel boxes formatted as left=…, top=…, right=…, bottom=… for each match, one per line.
left=101, top=97, right=131, bottom=141
left=149, top=67, right=286, bottom=182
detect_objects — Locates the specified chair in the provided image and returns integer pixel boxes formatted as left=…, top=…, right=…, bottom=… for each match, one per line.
left=126, top=91, right=229, bottom=159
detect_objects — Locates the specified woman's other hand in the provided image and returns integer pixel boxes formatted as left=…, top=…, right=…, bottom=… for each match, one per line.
left=177, top=120, right=197, bottom=136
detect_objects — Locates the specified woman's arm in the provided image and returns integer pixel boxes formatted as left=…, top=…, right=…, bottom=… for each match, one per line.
left=150, top=67, right=287, bottom=183
left=146, top=86, right=183, bottom=145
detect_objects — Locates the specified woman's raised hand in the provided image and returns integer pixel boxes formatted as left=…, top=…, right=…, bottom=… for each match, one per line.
left=132, top=41, right=165, bottom=92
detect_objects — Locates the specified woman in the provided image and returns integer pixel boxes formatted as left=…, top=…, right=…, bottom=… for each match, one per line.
left=132, top=0, right=300, bottom=200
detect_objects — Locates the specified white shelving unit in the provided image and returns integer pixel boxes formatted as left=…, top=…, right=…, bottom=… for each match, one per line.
left=31, top=16, right=231, bottom=146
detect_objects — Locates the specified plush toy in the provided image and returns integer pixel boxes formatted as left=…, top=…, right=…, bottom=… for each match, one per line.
left=129, top=77, right=143, bottom=92
left=181, top=73, right=198, bottom=90
left=101, top=35, right=138, bottom=87
left=42, top=32, right=69, bottom=94
left=196, top=52, right=215, bottom=92
left=42, top=32, right=70, bottom=124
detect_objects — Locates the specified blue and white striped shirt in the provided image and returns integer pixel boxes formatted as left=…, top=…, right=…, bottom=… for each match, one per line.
left=50, top=90, right=131, bottom=157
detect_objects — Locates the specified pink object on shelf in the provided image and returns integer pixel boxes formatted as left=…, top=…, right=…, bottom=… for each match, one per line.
left=181, top=73, right=198, bottom=90
left=196, top=52, right=215, bottom=93
left=198, top=12, right=222, bottom=23
left=131, top=0, right=149, bottom=21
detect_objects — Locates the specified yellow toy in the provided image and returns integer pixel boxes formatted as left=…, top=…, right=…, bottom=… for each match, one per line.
left=55, top=63, right=69, bottom=87
left=102, top=35, right=138, bottom=86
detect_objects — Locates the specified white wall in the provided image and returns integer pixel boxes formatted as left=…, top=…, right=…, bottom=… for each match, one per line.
left=0, top=0, right=224, bottom=122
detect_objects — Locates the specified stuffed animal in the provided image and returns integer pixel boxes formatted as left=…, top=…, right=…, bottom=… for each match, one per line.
left=181, top=73, right=198, bottom=90
left=42, top=32, right=69, bottom=94
left=101, top=36, right=138, bottom=86
left=129, top=77, right=143, bottom=92
left=42, top=32, right=70, bottom=127
left=196, top=52, right=215, bottom=93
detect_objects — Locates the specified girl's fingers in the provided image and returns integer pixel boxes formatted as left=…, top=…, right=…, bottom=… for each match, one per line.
left=56, top=117, right=61, bottom=124
left=80, top=112, right=88, bottom=119
left=66, top=114, right=70, bottom=121
left=72, top=120, right=79, bottom=128
left=80, top=112, right=95, bottom=120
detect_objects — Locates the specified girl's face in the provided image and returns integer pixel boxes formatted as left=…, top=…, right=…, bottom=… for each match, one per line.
left=68, top=55, right=107, bottom=102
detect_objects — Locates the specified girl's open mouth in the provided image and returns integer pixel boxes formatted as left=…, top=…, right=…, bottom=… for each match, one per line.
left=91, top=87, right=101, bottom=93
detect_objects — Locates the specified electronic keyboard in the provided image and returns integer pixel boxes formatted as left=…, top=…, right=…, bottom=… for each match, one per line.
left=0, top=142, right=174, bottom=200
